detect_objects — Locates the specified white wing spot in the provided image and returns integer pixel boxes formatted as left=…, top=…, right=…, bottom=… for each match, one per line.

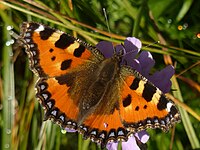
left=47, top=102, right=52, bottom=108
left=25, top=32, right=31, bottom=37
left=59, top=115, right=64, bottom=121
left=91, top=130, right=97, bottom=135
left=51, top=110, right=57, bottom=116
left=118, top=130, right=124, bottom=136
left=109, top=132, right=115, bottom=137
left=35, top=25, right=45, bottom=32
left=166, top=102, right=173, bottom=112
left=42, top=93, right=48, bottom=100
left=25, top=38, right=31, bottom=42
left=40, top=84, right=45, bottom=90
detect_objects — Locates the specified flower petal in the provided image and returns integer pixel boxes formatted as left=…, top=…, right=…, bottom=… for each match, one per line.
left=106, top=132, right=149, bottom=150
left=106, top=142, right=118, bottom=150
left=122, top=136, right=140, bottom=150
left=134, top=130, right=150, bottom=143
left=137, top=51, right=155, bottom=77
left=148, top=65, right=175, bottom=93
left=122, top=37, right=142, bottom=66
left=129, top=59, right=142, bottom=73
left=96, top=41, right=114, bottom=58
left=125, top=37, right=142, bottom=52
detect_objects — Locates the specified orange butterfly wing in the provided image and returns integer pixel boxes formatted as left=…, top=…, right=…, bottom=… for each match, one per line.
left=21, top=22, right=101, bottom=77
left=21, top=22, right=104, bottom=129
left=119, top=67, right=180, bottom=132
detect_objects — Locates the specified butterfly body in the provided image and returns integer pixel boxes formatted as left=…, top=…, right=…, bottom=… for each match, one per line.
left=75, top=56, right=122, bottom=124
left=20, top=22, right=181, bottom=147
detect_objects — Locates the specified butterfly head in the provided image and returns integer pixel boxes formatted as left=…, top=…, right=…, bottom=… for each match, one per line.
left=112, top=45, right=125, bottom=64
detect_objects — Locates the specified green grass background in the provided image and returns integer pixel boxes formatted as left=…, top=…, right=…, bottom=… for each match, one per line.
left=0, top=0, right=200, bottom=150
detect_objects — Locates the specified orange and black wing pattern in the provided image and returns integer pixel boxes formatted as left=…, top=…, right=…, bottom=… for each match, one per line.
left=76, top=66, right=181, bottom=147
left=119, top=67, right=180, bottom=132
left=20, top=22, right=104, bottom=129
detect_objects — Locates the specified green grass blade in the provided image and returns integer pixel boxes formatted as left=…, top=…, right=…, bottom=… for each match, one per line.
left=1, top=19, right=15, bottom=150
left=171, top=76, right=200, bottom=149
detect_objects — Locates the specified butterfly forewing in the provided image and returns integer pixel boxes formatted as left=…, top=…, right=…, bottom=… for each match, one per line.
left=21, top=22, right=103, bottom=77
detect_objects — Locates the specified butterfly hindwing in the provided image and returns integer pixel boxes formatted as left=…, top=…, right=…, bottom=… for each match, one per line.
left=36, top=77, right=79, bottom=129
left=119, top=66, right=180, bottom=132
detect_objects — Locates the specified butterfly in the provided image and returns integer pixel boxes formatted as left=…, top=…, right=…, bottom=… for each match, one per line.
left=20, top=22, right=181, bottom=147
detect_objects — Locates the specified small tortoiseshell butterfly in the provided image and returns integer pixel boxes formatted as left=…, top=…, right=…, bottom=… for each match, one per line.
left=20, top=22, right=181, bottom=147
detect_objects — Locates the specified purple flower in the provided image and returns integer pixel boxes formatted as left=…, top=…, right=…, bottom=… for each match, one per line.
left=106, top=131, right=149, bottom=150
left=96, top=37, right=175, bottom=149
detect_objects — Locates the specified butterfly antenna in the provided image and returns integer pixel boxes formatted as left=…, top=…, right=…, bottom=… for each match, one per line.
left=103, top=8, right=116, bottom=54
left=103, top=8, right=111, bottom=36
left=144, top=41, right=160, bottom=48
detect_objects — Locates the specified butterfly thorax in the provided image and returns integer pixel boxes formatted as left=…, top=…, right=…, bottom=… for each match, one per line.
left=78, top=56, right=121, bottom=124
